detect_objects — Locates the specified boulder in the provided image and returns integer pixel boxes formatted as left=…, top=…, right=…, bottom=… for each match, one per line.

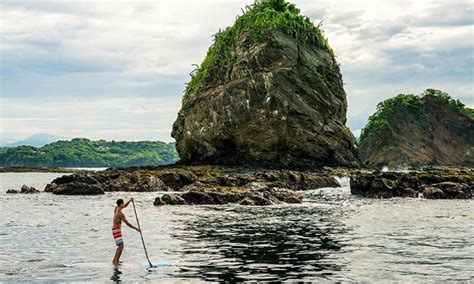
left=154, top=194, right=187, bottom=206
left=421, top=186, right=445, bottom=199
left=171, top=1, right=360, bottom=169
left=44, top=183, right=56, bottom=192
left=20, top=185, right=40, bottom=194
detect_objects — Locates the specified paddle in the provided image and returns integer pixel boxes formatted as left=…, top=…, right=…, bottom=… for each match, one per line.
left=131, top=199, right=153, bottom=267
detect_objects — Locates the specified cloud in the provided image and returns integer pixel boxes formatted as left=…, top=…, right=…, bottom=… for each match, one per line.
left=1, top=96, right=181, bottom=142
left=1, top=0, right=472, bottom=142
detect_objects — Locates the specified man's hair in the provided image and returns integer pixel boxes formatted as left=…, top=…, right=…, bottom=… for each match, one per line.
left=117, top=199, right=124, bottom=206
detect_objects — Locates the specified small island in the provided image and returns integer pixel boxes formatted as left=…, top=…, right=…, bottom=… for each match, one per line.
left=5, top=0, right=471, bottom=202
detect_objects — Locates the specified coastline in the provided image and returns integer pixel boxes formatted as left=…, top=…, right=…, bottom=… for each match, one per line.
left=3, top=165, right=472, bottom=201
left=0, top=167, right=104, bottom=173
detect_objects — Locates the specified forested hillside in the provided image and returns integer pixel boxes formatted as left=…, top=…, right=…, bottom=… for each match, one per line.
left=0, top=138, right=179, bottom=167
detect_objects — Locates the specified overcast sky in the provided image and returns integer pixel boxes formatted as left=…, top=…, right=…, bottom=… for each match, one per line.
left=1, top=0, right=473, bottom=144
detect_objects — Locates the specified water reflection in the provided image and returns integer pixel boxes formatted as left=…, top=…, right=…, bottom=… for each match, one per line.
left=172, top=205, right=353, bottom=281
left=110, top=267, right=122, bottom=282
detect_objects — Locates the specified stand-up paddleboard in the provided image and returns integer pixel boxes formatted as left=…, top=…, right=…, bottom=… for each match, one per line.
left=132, top=201, right=177, bottom=269
left=141, top=261, right=178, bottom=268
left=65, top=262, right=128, bottom=269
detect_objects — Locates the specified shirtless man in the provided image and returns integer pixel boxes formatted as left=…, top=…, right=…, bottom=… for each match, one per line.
left=112, top=198, right=141, bottom=265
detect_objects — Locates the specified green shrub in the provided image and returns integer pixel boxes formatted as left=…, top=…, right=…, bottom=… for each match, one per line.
left=422, top=89, right=474, bottom=121
left=359, top=89, right=473, bottom=147
left=184, top=0, right=335, bottom=99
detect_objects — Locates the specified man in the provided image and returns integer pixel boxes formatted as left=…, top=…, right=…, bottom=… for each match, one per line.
left=112, top=198, right=141, bottom=265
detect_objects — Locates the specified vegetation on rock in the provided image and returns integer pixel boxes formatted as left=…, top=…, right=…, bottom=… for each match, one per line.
left=359, top=89, right=473, bottom=147
left=0, top=138, right=178, bottom=168
left=185, top=0, right=335, bottom=97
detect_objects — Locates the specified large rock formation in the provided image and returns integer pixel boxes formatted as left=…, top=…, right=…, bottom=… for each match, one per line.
left=359, top=89, right=474, bottom=168
left=172, top=0, right=360, bottom=169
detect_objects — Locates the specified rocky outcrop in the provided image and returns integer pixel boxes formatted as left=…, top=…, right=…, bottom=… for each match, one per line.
left=172, top=0, right=360, bottom=169
left=359, top=90, right=474, bottom=168
left=154, top=184, right=302, bottom=206
left=6, top=185, right=40, bottom=194
left=42, top=165, right=345, bottom=196
left=351, top=168, right=473, bottom=199
left=45, top=172, right=167, bottom=195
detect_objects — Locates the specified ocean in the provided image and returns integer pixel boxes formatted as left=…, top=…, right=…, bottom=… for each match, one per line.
left=1, top=173, right=472, bottom=282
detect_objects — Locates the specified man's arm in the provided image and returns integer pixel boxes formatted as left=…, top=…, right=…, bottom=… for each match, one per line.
left=122, top=197, right=134, bottom=208
left=122, top=215, right=141, bottom=232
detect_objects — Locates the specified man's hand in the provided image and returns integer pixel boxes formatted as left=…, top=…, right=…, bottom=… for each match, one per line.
left=123, top=198, right=134, bottom=208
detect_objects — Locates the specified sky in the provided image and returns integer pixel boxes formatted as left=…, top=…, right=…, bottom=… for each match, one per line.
left=1, top=0, right=473, bottom=145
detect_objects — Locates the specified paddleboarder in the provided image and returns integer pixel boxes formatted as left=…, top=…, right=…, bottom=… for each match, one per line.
left=112, top=198, right=141, bottom=265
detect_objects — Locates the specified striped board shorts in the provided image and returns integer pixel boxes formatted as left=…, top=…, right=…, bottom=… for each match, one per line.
left=112, top=227, right=123, bottom=246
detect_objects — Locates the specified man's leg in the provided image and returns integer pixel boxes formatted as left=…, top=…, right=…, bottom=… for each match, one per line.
left=113, top=244, right=123, bottom=265
left=116, top=244, right=124, bottom=264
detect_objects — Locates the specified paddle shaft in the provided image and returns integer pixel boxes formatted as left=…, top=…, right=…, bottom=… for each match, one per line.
left=131, top=200, right=153, bottom=267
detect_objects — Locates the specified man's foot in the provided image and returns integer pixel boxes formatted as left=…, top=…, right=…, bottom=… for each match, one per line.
left=112, top=261, right=121, bottom=266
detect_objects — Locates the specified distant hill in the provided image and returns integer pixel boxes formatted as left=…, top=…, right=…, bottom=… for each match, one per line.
left=6, top=134, right=62, bottom=147
left=358, top=89, right=474, bottom=168
left=0, top=138, right=179, bottom=168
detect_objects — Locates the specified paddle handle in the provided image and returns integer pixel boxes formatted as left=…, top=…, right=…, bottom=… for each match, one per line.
left=132, top=200, right=153, bottom=267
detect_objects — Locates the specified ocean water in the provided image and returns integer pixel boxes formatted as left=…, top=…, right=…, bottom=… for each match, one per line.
left=0, top=173, right=473, bottom=282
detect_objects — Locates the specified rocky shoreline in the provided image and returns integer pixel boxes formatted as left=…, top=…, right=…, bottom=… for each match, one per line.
left=33, top=165, right=346, bottom=206
left=4, top=166, right=472, bottom=203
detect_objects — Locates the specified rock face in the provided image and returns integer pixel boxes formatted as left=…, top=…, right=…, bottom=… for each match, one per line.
left=172, top=0, right=360, bottom=169
left=351, top=168, right=473, bottom=199
left=359, top=90, right=474, bottom=168
left=42, top=165, right=344, bottom=196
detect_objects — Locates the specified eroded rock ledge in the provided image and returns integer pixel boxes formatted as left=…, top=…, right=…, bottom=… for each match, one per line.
left=154, top=183, right=302, bottom=206
left=43, top=165, right=345, bottom=197
left=351, top=168, right=473, bottom=199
